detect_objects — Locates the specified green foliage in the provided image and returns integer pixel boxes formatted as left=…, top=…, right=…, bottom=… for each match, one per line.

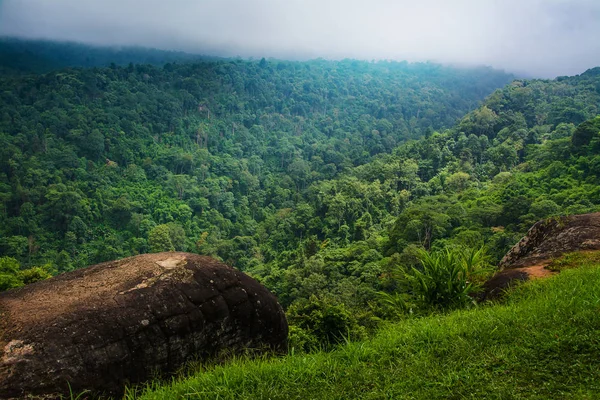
left=375, top=290, right=412, bottom=319
left=398, top=246, right=492, bottom=310
left=0, top=38, right=218, bottom=74
left=0, top=256, right=52, bottom=291
left=389, top=199, right=452, bottom=250
left=572, top=115, right=600, bottom=147
left=148, top=223, right=186, bottom=253
left=0, top=256, right=23, bottom=291
left=2, top=43, right=600, bottom=342
left=287, top=325, right=319, bottom=354
left=0, top=50, right=513, bottom=275
left=18, top=265, right=53, bottom=285
left=55, top=250, right=74, bottom=273
left=547, top=251, right=600, bottom=272
left=148, top=224, right=175, bottom=252
left=286, top=296, right=366, bottom=350
left=412, top=247, right=492, bottom=309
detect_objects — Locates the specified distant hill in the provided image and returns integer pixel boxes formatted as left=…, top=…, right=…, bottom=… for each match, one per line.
left=0, top=37, right=220, bottom=74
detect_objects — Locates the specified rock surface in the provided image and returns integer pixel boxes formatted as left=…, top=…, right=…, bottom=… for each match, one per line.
left=0, top=252, right=288, bottom=399
left=482, top=213, right=600, bottom=300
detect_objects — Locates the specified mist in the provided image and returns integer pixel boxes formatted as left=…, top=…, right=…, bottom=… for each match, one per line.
left=1, top=0, right=599, bottom=78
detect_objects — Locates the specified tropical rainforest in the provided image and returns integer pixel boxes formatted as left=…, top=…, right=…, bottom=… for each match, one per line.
left=1, top=39, right=600, bottom=351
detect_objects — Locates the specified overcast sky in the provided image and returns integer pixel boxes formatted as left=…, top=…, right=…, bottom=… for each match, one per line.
left=1, top=0, right=599, bottom=78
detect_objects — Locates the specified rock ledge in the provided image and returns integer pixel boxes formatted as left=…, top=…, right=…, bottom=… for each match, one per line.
left=482, top=213, right=600, bottom=300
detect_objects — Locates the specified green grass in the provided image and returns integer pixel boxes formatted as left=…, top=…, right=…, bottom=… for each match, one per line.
left=547, top=251, right=600, bottom=272
left=129, top=253, right=600, bottom=399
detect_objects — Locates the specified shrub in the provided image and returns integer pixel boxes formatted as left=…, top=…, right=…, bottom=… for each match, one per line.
left=286, top=296, right=365, bottom=350
left=0, top=256, right=23, bottom=291
left=19, top=266, right=53, bottom=285
left=287, top=325, right=319, bottom=353
left=400, top=246, right=492, bottom=310
left=0, top=257, right=53, bottom=292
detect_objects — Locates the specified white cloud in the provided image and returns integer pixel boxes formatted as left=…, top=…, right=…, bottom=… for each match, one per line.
left=1, top=0, right=599, bottom=77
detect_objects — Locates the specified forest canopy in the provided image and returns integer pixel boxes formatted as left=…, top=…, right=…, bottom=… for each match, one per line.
left=2, top=40, right=600, bottom=347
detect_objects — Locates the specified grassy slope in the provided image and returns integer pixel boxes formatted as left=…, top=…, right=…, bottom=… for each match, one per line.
left=131, top=254, right=600, bottom=399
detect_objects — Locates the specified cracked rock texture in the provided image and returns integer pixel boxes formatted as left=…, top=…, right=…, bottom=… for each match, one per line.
left=0, top=252, right=288, bottom=399
left=497, top=213, right=600, bottom=269
left=481, top=213, right=600, bottom=300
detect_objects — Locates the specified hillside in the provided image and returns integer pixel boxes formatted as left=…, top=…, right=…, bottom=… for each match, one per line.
left=0, top=38, right=218, bottom=74
left=1, top=51, right=600, bottom=349
left=243, top=69, right=600, bottom=313
left=130, top=251, right=600, bottom=399
left=231, top=68, right=600, bottom=343
left=1, top=0, right=600, bottom=394
left=0, top=55, right=512, bottom=272
left=1, top=40, right=600, bottom=399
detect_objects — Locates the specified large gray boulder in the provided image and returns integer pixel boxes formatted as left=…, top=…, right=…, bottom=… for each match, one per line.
left=0, top=252, right=288, bottom=398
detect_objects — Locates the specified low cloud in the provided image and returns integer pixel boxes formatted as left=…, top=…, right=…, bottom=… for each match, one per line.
left=1, top=0, right=599, bottom=77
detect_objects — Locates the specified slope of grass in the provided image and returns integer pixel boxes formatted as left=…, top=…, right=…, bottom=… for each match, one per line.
left=130, top=253, right=600, bottom=399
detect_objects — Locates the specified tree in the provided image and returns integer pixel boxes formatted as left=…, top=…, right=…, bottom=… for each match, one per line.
left=166, top=222, right=187, bottom=251
left=390, top=201, right=452, bottom=251
left=530, top=199, right=560, bottom=219
left=148, top=223, right=186, bottom=253
left=81, top=129, right=105, bottom=160
left=0, top=256, right=22, bottom=291
left=572, top=116, right=600, bottom=148
left=149, top=225, right=175, bottom=253
left=445, top=172, right=471, bottom=193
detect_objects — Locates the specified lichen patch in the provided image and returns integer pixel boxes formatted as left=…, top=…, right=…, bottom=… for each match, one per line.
left=2, top=340, right=34, bottom=363
left=156, top=257, right=187, bottom=270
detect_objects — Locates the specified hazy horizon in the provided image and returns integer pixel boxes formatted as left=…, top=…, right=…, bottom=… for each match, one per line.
left=1, top=0, right=599, bottom=78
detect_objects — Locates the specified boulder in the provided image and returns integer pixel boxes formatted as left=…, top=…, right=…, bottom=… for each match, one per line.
left=482, top=213, right=600, bottom=300
left=0, top=252, right=288, bottom=398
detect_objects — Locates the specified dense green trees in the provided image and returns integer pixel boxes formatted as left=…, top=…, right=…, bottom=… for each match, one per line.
left=0, top=53, right=513, bottom=271
left=0, top=38, right=218, bottom=74
left=1, top=41, right=600, bottom=348
left=247, top=69, right=600, bottom=344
